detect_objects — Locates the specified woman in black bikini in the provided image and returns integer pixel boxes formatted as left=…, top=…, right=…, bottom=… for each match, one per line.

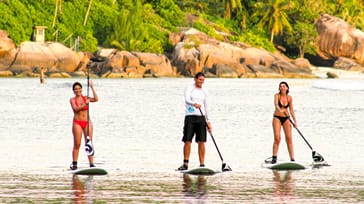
left=271, top=81, right=297, bottom=164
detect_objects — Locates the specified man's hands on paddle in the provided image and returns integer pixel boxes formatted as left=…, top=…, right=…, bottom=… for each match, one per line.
left=193, top=103, right=201, bottom=109
left=195, top=103, right=212, bottom=133
left=207, top=122, right=212, bottom=133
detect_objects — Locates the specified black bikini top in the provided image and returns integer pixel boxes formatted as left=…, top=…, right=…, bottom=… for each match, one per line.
left=278, top=95, right=289, bottom=108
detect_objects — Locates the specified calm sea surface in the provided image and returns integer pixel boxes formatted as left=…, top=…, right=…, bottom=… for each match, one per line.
left=1, top=71, right=364, bottom=203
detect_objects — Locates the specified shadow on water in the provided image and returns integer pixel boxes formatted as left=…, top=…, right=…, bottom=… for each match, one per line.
left=72, top=175, right=94, bottom=204
left=272, top=170, right=294, bottom=203
left=182, top=174, right=207, bottom=201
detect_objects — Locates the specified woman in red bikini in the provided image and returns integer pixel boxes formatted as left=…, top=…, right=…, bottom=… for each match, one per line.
left=70, top=81, right=98, bottom=170
left=271, top=81, right=297, bottom=164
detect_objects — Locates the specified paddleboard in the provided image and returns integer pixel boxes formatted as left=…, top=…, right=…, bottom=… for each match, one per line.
left=179, top=167, right=219, bottom=175
left=70, top=167, right=108, bottom=175
left=262, top=161, right=306, bottom=170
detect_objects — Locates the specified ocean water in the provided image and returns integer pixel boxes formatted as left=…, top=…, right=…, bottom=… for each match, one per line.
left=0, top=72, right=364, bottom=203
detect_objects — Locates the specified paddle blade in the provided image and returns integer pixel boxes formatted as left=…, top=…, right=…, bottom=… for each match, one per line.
left=85, top=136, right=94, bottom=156
left=222, top=163, right=232, bottom=172
left=312, top=151, right=324, bottom=162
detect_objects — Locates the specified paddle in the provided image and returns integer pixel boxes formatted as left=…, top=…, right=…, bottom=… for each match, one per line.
left=85, top=63, right=94, bottom=156
left=198, top=108, right=232, bottom=172
left=288, top=117, right=326, bottom=164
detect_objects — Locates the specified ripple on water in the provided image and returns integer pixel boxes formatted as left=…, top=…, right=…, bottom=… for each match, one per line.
left=0, top=171, right=363, bottom=203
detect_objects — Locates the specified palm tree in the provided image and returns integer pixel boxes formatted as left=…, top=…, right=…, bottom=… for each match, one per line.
left=108, top=1, right=146, bottom=51
left=83, top=0, right=93, bottom=26
left=238, top=1, right=251, bottom=30
left=336, top=0, right=364, bottom=28
left=223, top=0, right=242, bottom=19
left=52, top=0, right=62, bottom=28
left=253, top=0, right=294, bottom=43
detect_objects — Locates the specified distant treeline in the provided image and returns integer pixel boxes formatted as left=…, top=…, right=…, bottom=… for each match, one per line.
left=0, top=0, right=363, bottom=58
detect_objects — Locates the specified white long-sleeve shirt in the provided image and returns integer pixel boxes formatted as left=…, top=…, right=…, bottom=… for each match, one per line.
left=184, top=84, right=210, bottom=121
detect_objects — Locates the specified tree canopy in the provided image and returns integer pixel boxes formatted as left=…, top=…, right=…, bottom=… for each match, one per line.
left=0, top=0, right=362, bottom=58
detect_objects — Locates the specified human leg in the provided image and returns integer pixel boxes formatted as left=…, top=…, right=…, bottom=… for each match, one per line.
left=183, top=142, right=192, bottom=164
left=195, top=116, right=207, bottom=167
left=272, top=118, right=282, bottom=163
left=179, top=116, right=195, bottom=170
left=177, top=142, right=191, bottom=170
left=283, top=120, right=294, bottom=161
left=198, top=142, right=205, bottom=167
left=71, top=123, right=83, bottom=169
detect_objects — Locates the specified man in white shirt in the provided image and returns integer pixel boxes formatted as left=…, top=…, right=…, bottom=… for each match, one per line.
left=178, top=72, right=212, bottom=171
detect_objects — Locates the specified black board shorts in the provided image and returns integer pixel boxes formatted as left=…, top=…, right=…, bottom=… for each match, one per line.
left=182, top=115, right=207, bottom=142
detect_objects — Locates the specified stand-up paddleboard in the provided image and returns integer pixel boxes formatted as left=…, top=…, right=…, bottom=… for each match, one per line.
left=178, top=167, right=219, bottom=176
left=262, top=161, right=306, bottom=170
left=70, top=167, right=108, bottom=175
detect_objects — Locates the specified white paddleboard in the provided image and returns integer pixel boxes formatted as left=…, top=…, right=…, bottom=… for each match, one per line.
left=69, top=167, right=108, bottom=175
left=178, top=167, right=219, bottom=175
left=262, top=161, right=306, bottom=170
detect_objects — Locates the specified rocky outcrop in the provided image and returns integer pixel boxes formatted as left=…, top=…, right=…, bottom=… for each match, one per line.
left=0, top=30, right=16, bottom=71
left=333, top=57, right=363, bottom=71
left=315, top=14, right=364, bottom=66
left=327, top=72, right=338, bottom=78
left=93, top=49, right=176, bottom=78
left=10, top=42, right=80, bottom=74
left=0, top=26, right=336, bottom=78
left=171, top=28, right=316, bottom=78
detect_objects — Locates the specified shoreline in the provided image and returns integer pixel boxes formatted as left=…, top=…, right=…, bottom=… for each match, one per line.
left=0, top=67, right=363, bottom=79
left=311, top=66, right=364, bottom=79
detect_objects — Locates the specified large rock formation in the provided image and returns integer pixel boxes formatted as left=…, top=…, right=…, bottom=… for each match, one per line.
left=315, top=14, right=364, bottom=65
left=10, top=41, right=80, bottom=74
left=94, top=49, right=175, bottom=78
left=171, top=28, right=316, bottom=78
left=0, top=27, right=321, bottom=78
left=0, top=30, right=16, bottom=71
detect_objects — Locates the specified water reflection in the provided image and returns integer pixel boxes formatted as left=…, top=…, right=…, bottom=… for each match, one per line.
left=272, top=170, right=294, bottom=203
left=182, top=174, right=207, bottom=201
left=72, top=175, right=94, bottom=204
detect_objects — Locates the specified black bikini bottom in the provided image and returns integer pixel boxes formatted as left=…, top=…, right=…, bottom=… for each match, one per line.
left=274, top=115, right=289, bottom=124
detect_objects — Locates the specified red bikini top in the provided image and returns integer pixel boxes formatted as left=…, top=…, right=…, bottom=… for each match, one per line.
left=75, top=96, right=88, bottom=110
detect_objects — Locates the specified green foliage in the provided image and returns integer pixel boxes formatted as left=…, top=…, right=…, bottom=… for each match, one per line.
left=193, top=20, right=224, bottom=41
left=223, top=0, right=243, bottom=19
left=142, top=3, right=176, bottom=32
left=253, top=0, right=294, bottom=42
left=334, top=0, right=364, bottom=29
left=235, top=29, right=275, bottom=52
left=142, top=24, right=167, bottom=53
left=0, top=1, right=34, bottom=44
left=152, top=0, right=186, bottom=26
left=105, top=1, right=166, bottom=53
left=0, top=0, right=362, bottom=59
left=203, top=14, right=238, bottom=34
left=285, top=22, right=317, bottom=58
left=90, top=2, right=118, bottom=45
left=182, top=35, right=201, bottom=49
left=106, top=8, right=144, bottom=51
left=81, top=31, right=98, bottom=52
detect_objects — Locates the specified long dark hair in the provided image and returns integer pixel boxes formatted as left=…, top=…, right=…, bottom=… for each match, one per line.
left=72, top=82, right=82, bottom=90
left=279, top=81, right=289, bottom=94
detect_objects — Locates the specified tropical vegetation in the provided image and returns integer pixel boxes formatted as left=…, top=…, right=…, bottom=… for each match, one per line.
left=0, top=0, right=363, bottom=58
